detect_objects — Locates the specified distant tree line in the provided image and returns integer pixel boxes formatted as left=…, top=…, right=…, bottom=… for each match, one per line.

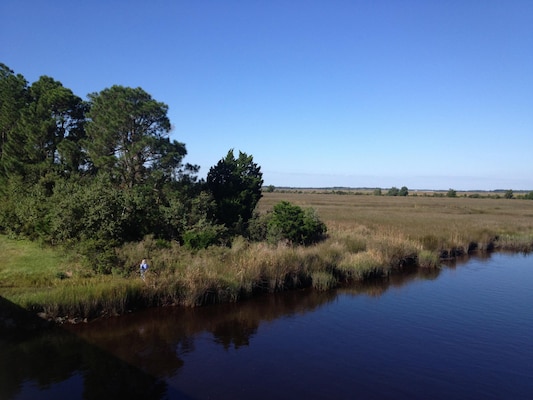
left=0, top=63, right=326, bottom=272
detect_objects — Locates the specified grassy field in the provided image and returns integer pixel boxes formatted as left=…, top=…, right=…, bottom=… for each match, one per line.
left=2, top=191, right=533, bottom=322
left=260, top=192, right=533, bottom=252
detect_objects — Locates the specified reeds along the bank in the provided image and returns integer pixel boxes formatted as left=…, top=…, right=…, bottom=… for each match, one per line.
left=13, top=278, right=146, bottom=321
left=494, top=233, right=533, bottom=252
left=10, top=224, right=531, bottom=321
left=41, top=235, right=439, bottom=317
left=311, top=271, right=338, bottom=291
left=336, top=250, right=388, bottom=281
left=417, top=250, right=441, bottom=269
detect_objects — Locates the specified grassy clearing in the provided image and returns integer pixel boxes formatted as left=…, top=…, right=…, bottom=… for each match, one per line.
left=2, top=192, right=533, bottom=321
left=259, top=192, right=533, bottom=254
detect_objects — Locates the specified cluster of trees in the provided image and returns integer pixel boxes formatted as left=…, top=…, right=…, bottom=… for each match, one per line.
left=372, top=187, right=409, bottom=196
left=387, top=186, right=409, bottom=196
left=0, top=64, right=326, bottom=272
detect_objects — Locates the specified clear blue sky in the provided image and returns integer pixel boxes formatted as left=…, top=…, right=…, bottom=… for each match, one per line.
left=2, top=0, right=532, bottom=190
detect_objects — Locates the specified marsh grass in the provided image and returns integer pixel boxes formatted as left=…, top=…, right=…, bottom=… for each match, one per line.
left=336, top=250, right=388, bottom=280
left=417, top=250, right=441, bottom=269
left=311, top=271, right=338, bottom=291
left=3, top=192, right=533, bottom=320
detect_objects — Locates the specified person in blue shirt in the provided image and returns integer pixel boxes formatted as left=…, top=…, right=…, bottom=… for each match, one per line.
left=140, top=259, right=149, bottom=280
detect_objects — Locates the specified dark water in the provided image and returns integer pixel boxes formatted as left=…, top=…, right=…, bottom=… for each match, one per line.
left=2, top=253, right=533, bottom=399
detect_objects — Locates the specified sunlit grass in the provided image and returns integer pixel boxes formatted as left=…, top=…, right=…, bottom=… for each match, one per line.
left=259, top=192, right=533, bottom=253
left=0, top=236, right=80, bottom=287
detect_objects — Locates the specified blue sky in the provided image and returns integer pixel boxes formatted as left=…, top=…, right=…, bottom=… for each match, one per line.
left=2, top=0, right=532, bottom=190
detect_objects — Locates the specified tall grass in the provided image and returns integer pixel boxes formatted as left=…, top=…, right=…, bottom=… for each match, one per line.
left=3, top=193, right=533, bottom=321
left=336, top=250, right=388, bottom=281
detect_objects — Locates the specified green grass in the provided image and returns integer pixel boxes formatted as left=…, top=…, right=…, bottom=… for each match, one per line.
left=0, top=237, right=74, bottom=287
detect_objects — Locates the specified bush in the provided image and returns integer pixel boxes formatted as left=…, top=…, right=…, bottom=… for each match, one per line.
left=246, top=212, right=270, bottom=241
left=447, top=188, right=457, bottom=198
left=387, top=187, right=399, bottom=196
left=77, top=238, right=119, bottom=274
left=183, top=219, right=226, bottom=250
left=266, top=201, right=327, bottom=246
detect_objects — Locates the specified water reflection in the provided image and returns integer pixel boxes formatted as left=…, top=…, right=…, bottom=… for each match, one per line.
left=0, top=296, right=174, bottom=399
left=66, top=288, right=339, bottom=358
left=64, top=262, right=453, bottom=376
left=1, top=251, right=515, bottom=399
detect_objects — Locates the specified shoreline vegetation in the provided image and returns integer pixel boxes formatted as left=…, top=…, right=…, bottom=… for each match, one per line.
left=2, top=191, right=533, bottom=325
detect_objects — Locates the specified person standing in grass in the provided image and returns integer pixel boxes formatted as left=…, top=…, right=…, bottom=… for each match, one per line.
left=140, top=259, right=149, bottom=280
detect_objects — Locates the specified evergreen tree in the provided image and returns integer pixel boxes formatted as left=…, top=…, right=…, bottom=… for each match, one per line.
left=85, top=85, right=186, bottom=188
left=0, top=63, right=28, bottom=176
left=207, top=149, right=263, bottom=235
left=2, top=75, right=85, bottom=181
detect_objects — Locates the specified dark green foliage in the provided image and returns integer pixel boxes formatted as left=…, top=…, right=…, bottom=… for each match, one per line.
left=526, top=192, right=533, bottom=200
left=247, top=212, right=270, bottom=242
left=207, top=149, right=263, bottom=235
left=0, top=176, right=51, bottom=240
left=447, top=188, right=457, bottom=198
left=504, top=189, right=514, bottom=199
left=183, top=220, right=226, bottom=250
left=86, top=85, right=185, bottom=188
left=266, top=201, right=327, bottom=245
left=0, top=63, right=28, bottom=174
left=387, top=187, right=399, bottom=196
left=49, top=174, right=127, bottom=244
left=1, top=72, right=86, bottom=181
left=387, top=186, right=408, bottom=196
left=79, top=237, right=119, bottom=274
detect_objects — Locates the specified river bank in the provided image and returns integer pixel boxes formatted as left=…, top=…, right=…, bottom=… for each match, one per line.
left=1, top=193, right=533, bottom=324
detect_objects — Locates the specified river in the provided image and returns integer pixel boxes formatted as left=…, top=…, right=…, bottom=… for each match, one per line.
left=2, top=252, right=533, bottom=399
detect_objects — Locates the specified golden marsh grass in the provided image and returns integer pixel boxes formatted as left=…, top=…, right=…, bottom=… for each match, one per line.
left=259, top=192, right=533, bottom=253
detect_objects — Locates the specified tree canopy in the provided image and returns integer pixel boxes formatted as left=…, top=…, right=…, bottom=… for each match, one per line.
left=86, top=85, right=186, bottom=188
left=0, top=63, right=27, bottom=172
left=207, top=149, right=263, bottom=235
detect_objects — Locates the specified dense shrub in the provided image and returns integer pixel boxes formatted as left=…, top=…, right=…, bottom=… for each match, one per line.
left=387, top=187, right=399, bottom=196
left=266, top=201, right=327, bottom=245
left=246, top=212, right=270, bottom=242
left=447, top=188, right=457, bottom=198
left=183, top=219, right=226, bottom=250
left=399, top=186, right=409, bottom=196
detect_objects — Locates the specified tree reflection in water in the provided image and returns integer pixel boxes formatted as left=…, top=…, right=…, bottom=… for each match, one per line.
left=0, top=296, right=176, bottom=399
left=1, top=256, right=484, bottom=399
